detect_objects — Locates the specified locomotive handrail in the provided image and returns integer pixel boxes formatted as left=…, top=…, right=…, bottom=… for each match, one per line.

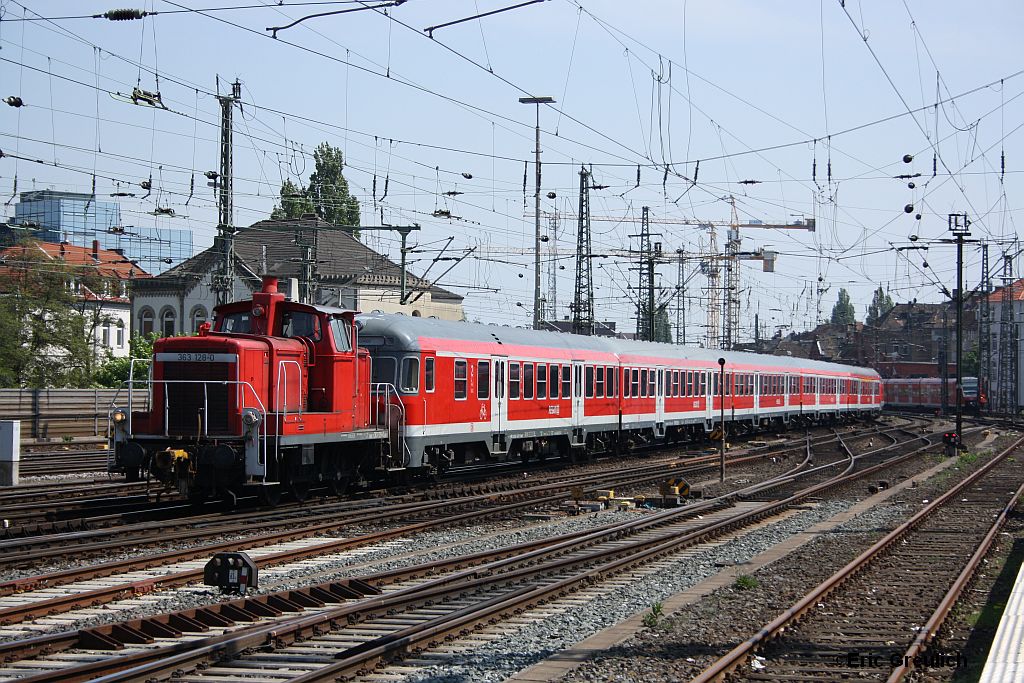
left=274, top=360, right=304, bottom=417
left=371, top=382, right=411, bottom=467
left=114, top=378, right=267, bottom=439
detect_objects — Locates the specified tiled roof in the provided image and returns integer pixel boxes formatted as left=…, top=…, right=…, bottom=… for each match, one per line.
left=987, top=278, right=1024, bottom=303
left=147, top=217, right=462, bottom=302
left=0, top=240, right=150, bottom=280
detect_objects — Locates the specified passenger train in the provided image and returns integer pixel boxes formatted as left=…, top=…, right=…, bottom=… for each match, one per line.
left=882, top=376, right=985, bottom=413
left=110, top=277, right=883, bottom=503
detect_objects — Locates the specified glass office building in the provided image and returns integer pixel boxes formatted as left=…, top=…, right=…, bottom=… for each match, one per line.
left=12, top=191, right=193, bottom=275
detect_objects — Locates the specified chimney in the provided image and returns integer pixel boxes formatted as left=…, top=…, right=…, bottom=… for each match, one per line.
left=92, top=239, right=100, bottom=262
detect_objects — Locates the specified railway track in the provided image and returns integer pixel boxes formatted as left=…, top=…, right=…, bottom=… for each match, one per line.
left=691, top=433, right=1024, bottom=682
left=16, top=449, right=111, bottom=477
left=0, top=422, right=946, bottom=682
left=0, top=424, right=884, bottom=567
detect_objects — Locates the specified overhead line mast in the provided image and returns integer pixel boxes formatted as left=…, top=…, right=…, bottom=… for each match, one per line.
left=213, top=79, right=241, bottom=306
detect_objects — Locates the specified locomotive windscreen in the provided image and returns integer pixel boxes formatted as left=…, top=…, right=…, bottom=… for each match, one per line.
left=161, top=358, right=233, bottom=435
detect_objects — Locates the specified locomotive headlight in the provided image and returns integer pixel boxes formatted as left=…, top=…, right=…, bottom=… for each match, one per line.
left=242, top=409, right=262, bottom=427
left=111, top=408, right=128, bottom=424
left=252, top=304, right=265, bottom=318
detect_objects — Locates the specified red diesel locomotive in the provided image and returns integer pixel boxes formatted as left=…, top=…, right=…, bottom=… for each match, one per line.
left=111, top=277, right=883, bottom=503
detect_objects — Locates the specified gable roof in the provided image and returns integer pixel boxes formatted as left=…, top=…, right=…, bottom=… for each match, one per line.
left=143, top=217, right=462, bottom=302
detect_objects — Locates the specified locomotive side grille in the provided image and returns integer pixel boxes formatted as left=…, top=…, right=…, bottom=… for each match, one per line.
left=162, top=360, right=233, bottom=435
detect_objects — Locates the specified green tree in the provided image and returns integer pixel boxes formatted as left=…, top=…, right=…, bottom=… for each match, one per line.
left=307, top=143, right=360, bottom=227
left=94, top=333, right=158, bottom=388
left=270, top=178, right=315, bottom=220
left=0, top=242, right=116, bottom=387
left=654, top=307, right=673, bottom=343
left=270, top=143, right=360, bottom=229
left=830, top=288, right=856, bottom=326
left=865, top=286, right=894, bottom=326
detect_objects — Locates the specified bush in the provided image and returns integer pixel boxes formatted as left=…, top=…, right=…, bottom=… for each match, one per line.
left=735, top=575, right=759, bottom=590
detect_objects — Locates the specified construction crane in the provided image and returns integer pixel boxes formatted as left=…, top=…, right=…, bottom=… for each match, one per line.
left=523, top=202, right=815, bottom=346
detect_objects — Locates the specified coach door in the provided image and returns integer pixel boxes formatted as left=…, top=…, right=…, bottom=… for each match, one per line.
left=655, top=367, right=666, bottom=437
left=490, top=356, right=507, bottom=453
left=571, top=361, right=585, bottom=445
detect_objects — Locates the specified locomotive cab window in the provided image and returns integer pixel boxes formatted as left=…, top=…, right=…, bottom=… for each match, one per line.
left=329, top=317, right=353, bottom=352
left=454, top=360, right=468, bottom=400
left=282, top=311, right=322, bottom=341
left=220, top=311, right=252, bottom=334
left=400, top=357, right=420, bottom=394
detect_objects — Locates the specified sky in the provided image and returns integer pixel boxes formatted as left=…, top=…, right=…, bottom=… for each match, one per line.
left=1, top=1, right=1022, bottom=342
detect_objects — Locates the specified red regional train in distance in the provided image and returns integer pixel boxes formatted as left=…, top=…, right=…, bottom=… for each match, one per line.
left=882, top=376, right=986, bottom=413
left=110, top=277, right=883, bottom=503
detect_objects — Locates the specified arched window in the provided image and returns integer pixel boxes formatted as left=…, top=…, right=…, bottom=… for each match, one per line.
left=160, top=307, right=176, bottom=337
left=190, top=306, right=208, bottom=333
left=411, top=310, right=422, bottom=317
left=139, top=308, right=155, bottom=336
left=116, top=319, right=125, bottom=347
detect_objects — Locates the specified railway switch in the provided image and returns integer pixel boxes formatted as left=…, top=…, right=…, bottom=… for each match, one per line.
left=204, top=552, right=258, bottom=594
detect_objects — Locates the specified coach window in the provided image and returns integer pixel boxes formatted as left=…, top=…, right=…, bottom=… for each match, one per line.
left=454, top=360, right=468, bottom=400
left=537, top=363, right=547, bottom=399
left=608, top=366, right=617, bottom=397
left=585, top=366, right=595, bottom=398
left=509, top=363, right=521, bottom=399
left=649, top=370, right=657, bottom=397
left=595, top=366, right=605, bottom=397
left=424, top=357, right=435, bottom=392
left=562, top=365, right=571, bottom=398
left=631, top=368, right=640, bottom=397
left=478, top=360, right=490, bottom=399
left=400, top=357, right=420, bottom=394
left=550, top=365, right=560, bottom=399
left=372, top=357, right=396, bottom=385
left=524, top=363, right=535, bottom=399
left=712, top=373, right=719, bottom=396
left=640, top=369, right=648, bottom=398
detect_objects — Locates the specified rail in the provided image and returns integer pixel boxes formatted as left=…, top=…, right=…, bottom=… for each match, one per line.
left=691, top=432, right=1024, bottom=682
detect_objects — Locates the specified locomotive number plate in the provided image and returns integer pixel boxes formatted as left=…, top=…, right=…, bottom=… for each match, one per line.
left=155, top=353, right=238, bottom=363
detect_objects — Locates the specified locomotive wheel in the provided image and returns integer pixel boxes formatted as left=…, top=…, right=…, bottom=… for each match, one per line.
left=289, top=479, right=312, bottom=503
left=258, top=484, right=282, bottom=507
left=326, top=474, right=349, bottom=497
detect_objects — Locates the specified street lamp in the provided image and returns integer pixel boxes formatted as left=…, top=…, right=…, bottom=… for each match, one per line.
left=519, top=95, right=555, bottom=330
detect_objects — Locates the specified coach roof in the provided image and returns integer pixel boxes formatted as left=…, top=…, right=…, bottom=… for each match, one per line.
left=356, top=313, right=879, bottom=378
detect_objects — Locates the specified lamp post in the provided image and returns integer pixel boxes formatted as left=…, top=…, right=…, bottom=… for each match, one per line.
left=519, top=96, right=555, bottom=330
left=948, top=213, right=971, bottom=449
left=718, top=357, right=726, bottom=482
